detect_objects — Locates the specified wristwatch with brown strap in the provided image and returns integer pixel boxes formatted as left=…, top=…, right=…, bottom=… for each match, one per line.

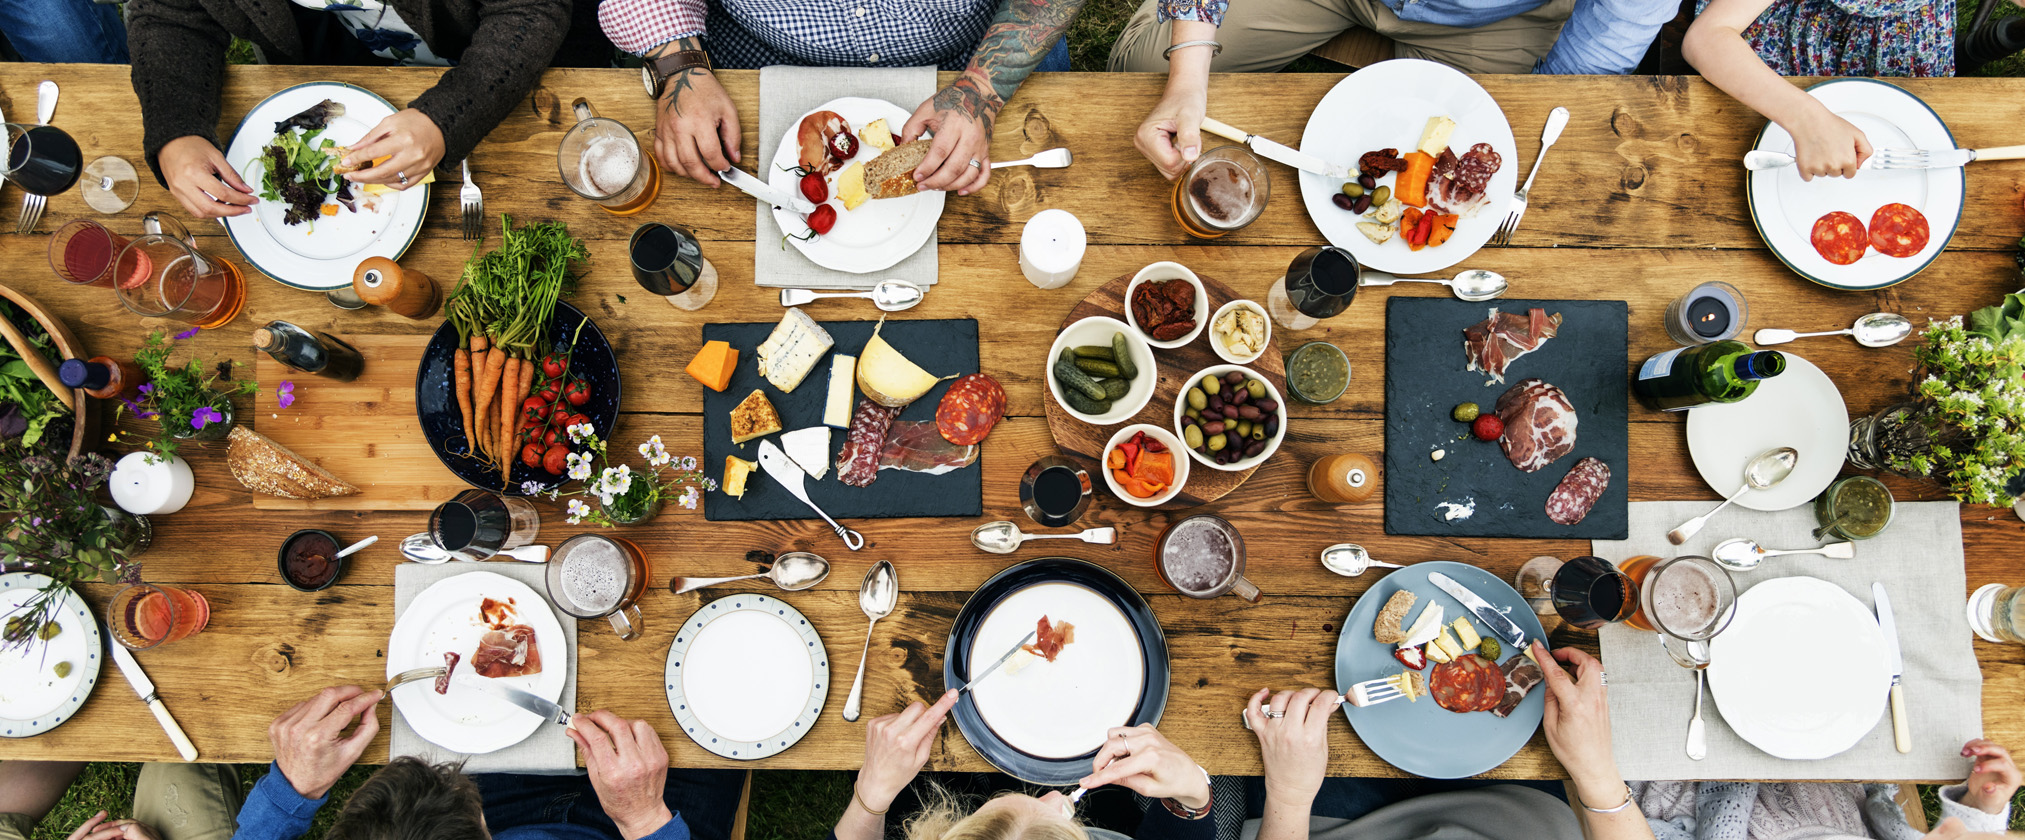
left=643, top=49, right=712, bottom=99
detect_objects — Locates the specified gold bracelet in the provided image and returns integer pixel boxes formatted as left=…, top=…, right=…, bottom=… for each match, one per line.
left=853, top=785, right=890, bottom=817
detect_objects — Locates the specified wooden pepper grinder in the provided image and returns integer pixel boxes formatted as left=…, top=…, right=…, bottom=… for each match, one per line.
left=352, top=256, right=441, bottom=320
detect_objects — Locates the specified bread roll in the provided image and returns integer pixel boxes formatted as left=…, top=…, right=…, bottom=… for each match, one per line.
left=227, top=426, right=360, bottom=500
left=863, top=139, right=934, bottom=200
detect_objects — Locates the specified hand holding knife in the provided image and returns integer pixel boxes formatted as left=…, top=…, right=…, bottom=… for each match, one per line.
left=717, top=167, right=816, bottom=215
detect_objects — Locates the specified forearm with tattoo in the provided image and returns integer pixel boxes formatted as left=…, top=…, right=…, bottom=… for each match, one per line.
left=650, top=37, right=714, bottom=117
left=945, top=0, right=1090, bottom=128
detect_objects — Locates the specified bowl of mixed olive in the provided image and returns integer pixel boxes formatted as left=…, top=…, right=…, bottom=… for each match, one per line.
left=1047, top=315, right=1157, bottom=426
left=1171, top=364, right=1287, bottom=471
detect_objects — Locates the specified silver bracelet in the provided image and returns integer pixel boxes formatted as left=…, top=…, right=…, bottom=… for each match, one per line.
left=1580, top=783, right=1636, bottom=814
left=1163, top=40, right=1222, bottom=60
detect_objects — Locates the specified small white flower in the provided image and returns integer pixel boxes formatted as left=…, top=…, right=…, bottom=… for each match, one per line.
left=565, top=498, right=591, bottom=524
left=680, top=455, right=698, bottom=471
left=568, top=423, right=595, bottom=443
left=678, top=486, right=699, bottom=510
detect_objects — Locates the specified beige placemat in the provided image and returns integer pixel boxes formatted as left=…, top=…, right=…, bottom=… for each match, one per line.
left=755, top=65, right=938, bottom=290
left=1591, top=501, right=1981, bottom=781
left=390, top=561, right=580, bottom=774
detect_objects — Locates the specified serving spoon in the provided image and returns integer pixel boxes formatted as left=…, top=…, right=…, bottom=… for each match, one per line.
left=1710, top=537, right=1854, bottom=572
left=1754, top=312, right=1912, bottom=348
left=970, top=521, right=1118, bottom=554
left=1319, top=543, right=1404, bottom=577
left=1667, top=447, right=1798, bottom=545
left=842, top=561, right=897, bottom=722
left=1358, top=269, right=1508, bottom=302
left=779, top=278, right=925, bottom=312
left=669, top=551, right=830, bottom=595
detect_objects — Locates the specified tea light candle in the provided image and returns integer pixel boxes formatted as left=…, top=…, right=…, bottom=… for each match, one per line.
left=1664, top=281, right=1747, bottom=345
left=1019, top=209, right=1085, bottom=290
left=109, top=452, right=194, bottom=516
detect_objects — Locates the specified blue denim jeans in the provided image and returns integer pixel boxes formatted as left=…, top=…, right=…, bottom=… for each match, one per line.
left=473, top=769, right=745, bottom=840
left=0, top=0, right=127, bottom=63
left=1242, top=776, right=1567, bottom=822
left=1036, top=37, right=1070, bottom=73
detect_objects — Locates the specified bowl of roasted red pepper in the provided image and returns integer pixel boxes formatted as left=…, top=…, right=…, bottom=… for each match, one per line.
left=1123, top=261, right=1208, bottom=350
left=1101, top=424, right=1189, bottom=508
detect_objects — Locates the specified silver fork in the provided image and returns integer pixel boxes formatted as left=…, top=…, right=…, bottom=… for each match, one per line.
left=15, top=82, right=56, bottom=234
left=1493, top=106, right=1568, bottom=247
left=1341, top=672, right=1421, bottom=707
left=386, top=665, right=448, bottom=692
left=460, top=158, right=483, bottom=241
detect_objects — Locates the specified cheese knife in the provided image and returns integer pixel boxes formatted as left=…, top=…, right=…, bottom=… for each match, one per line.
left=108, top=640, right=199, bottom=761
left=717, top=166, right=817, bottom=215
left=461, top=677, right=574, bottom=729
left=1872, top=582, right=1910, bottom=754
left=1427, top=572, right=1527, bottom=649
left=758, top=440, right=864, bottom=550
left=1200, top=117, right=1356, bottom=182
left=951, top=630, right=1037, bottom=695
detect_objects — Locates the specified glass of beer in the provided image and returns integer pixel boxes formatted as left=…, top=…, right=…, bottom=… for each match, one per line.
left=559, top=98, right=660, bottom=215
left=1171, top=145, right=1268, bottom=239
left=1620, top=555, right=1736, bottom=667
left=113, top=213, right=246, bottom=329
left=1155, top=514, right=1262, bottom=603
left=546, top=533, right=650, bottom=641
left=109, top=583, right=211, bottom=650
left=1514, top=555, right=1635, bottom=630
left=429, top=490, right=540, bottom=562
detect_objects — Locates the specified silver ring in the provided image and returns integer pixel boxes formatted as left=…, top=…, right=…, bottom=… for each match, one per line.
left=397, top=171, right=409, bottom=185
left=1265, top=710, right=1285, bottom=719
left=1599, top=671, right=1609, bottom=686
left=968, top=158, right=982, bottom=169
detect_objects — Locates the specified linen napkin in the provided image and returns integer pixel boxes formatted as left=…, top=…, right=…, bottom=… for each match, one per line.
left=754, top=65, right=939, bottom=290
left=390, top=561, right=580, bottom=775
left=1592, top=500, right=1982, bottom=782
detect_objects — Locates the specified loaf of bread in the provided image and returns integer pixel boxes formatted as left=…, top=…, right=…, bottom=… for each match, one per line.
left=862, top=139, right=933, bottom=200
left=227, top=426, right=360, bottom=500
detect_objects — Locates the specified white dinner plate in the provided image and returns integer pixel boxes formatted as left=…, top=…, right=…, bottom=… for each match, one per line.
left=1297, top=59, right=1517, bottom=275
left=222, top=81, right=428, bottom=291
left=0, top=573, right=100, bottom=738
left=1708, top=576, right=1891, bottom=760
left=386, top=571, right=567, bottom=755
left=769, top=97, right=945, bottom=274
left=666, top=594, right=827, bottom=760
left=967, top=582, right=1146, bottom=760
left=1747, top=79, right=1961, bottom=290
left=1685, top=354, right=1848, bottom=511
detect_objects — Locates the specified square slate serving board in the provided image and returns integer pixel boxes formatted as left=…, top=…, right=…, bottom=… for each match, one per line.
left=1383, top=298, right=1629, bottom=539
left=702, top=318, right=982, bottom=522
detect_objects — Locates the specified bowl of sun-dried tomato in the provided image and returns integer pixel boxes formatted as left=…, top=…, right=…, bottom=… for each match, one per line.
left=1123, top=262, right=1208, bottom=350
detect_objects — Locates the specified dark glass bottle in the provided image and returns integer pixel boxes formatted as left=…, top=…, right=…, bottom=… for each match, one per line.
left=57, top=356, right=143, bottom=401
left=1633, top=340, right=1784, bottom=412
left=253, top=321, right=364, bottom=382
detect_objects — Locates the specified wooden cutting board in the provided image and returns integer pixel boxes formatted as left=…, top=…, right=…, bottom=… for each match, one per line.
left=252, top=334, right=465, bottom=510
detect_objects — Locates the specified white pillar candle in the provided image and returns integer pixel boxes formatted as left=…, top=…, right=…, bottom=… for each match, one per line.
left=109, top=452, right=195, bottom=516
left=1019, top=209, right=1086, bottom=290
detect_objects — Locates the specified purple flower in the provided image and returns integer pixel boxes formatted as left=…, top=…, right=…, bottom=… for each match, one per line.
left=119, top=395, right=158, bottom=420
left=278, top=381, right=297, bottom=409
left=191, top=406, right=224, bottom=430
left=137, top=383, right=154, bottom=395
left=174, top=327, right=201, bottom=341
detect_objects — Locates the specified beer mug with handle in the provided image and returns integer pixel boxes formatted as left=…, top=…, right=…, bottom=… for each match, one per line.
left=1622, top=554, right=1738, bottom=668
left=558, top=98, right=660, bottom=215
left=547, top=534, right=651, bottom=641
left=114, top=212, right=247, bottom=329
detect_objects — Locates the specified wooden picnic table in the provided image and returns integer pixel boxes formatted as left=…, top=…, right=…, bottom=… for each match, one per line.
left=0, top=64, right=2020, bottom=782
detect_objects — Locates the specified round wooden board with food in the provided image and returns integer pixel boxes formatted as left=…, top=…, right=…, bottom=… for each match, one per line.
left=1043, top=271, right=1287, bottom=508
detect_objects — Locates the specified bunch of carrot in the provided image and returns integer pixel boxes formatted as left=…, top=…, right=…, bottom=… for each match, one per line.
left=443, top=215, right=589, bottom=487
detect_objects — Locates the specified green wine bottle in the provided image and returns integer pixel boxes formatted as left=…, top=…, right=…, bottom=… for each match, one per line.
left=1633, top=340, right=1785, bottom=412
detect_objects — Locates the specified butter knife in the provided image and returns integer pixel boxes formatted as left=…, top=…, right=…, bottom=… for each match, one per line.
left=1872, top=582, right=1909, bottom=754
left=1427, top=572, right=1527, bottom=649
left=717, top=166, right=816, bottom=215
left=1200, top=117, right=1355, bottom=182
left=952, top=631, right=1037, bottom=695
left=109, top=640, right=199, bottom=761
left=758, top=440, right=864, bottom=550
left=461, top=677, right=573, bottom=729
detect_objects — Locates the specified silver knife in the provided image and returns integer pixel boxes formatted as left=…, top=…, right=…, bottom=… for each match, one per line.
left=1427, top=572, right=1527, bottom=649
left=757, top=440, right=864, bottom=550
left=1872, top=582, right=1910, bottom=754
left=1744, top=145, right=2025, bottom=171
left=717, top=167, right=817, bottom=215
left=108, top=641, right=199, bottom=761
left=1200, top=117, right=1355, bottom=181
left=462, top=677, right=574, bottom=728
left=952, top=631, right=1037, bottom=695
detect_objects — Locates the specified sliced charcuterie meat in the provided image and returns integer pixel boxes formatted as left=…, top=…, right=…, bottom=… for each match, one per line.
left=797, top=110, right=850, bottom=175
left=836, top=399, right=901, bottom=487
left=1463, top=307, right=1562, bottom=384
left=1430, top=143, right=1503, bottom=217
left=435, top=651, right=461, bottom=695
left=1492, top=656, right=1544, bottom=718
left=1546, top=457, right=1611, bottom=526
left=1867, top=203, right=1930, bottom=258
left=1495, top=378, right=1578, bottom=473
left=1430, top=653, right=1506, bottom=713
left=471, top=625, right=542, bottom=679
left=1810, top=211, right=1868, bottom=265
left=936, top=373, right=1006, bottom=445
left=877, top=420, right=978, bottom=475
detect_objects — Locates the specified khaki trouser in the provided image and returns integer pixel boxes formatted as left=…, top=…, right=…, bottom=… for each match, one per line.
left=1110, top=0, right=1579, bottom=75
left=0, top=764, right=241, bottom=840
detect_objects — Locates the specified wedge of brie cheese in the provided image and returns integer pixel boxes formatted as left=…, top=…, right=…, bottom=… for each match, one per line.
left=755, top=308, right=833, bottom=394
left=781, top=427, right=832, bottom=481
left=1417, top=116, right=1456, bottom=157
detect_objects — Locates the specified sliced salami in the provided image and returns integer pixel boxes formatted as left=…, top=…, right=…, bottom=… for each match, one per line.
left=1867, top=203, right=1930, bottom=258
left=1429, top=143, right=1503, bottom=217
left=1810, top=211, right=1868, bottom=265
left=1491, top=657, right=1544, bottom=718
left=836, top=399, right=900, bottom=487
left=1430, top=654, right=1506, bottom=713
left=1545, top=457, right=1611, bottom=526
left=935, top=373, right=1007, bottom=445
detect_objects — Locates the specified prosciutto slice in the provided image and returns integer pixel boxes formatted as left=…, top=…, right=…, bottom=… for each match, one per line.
left=877, top=421, right=979, bottom=475
left=470, top=625, right=543, bottom=679
left=1495, top=378, right=1578, bottom=473
left=1429, top=143, right=1503, bottom=217
left=1492, top=657, right=1544, bottom=718
left=1020, top=616, right=1076, bottom=662
left=1463, top=307, right=1561, bottom=385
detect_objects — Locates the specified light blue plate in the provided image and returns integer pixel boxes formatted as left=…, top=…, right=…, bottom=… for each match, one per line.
left=0, top=573, right=101, bottom=738
left=1334, top=561, right=1547, bottom=778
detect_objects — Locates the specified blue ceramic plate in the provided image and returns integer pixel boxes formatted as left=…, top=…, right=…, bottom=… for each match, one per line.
left=945, top=558, right=1169, bottom=785
left=1334, top=561, right=1547, bottom=779
left=415, top=301, right=621, bottom=495
left=0, top=573, right=101, bottom=738
left=665, top=594, right=827, bottom=761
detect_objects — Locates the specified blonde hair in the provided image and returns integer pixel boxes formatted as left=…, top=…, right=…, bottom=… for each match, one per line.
left=901, top=783, right=1090, bottom=840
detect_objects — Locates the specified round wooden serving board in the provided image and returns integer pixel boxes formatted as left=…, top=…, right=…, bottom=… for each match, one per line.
left=1043, top=271, right=1288, bottom=509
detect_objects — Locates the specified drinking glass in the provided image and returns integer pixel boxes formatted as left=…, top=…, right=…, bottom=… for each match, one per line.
left=81, top=156, right=139, bottom=214
left=559, top=98, right=660, bottom=215
left=49, top=219, right=128, bottom=287
left=4, top=123, right=83, bottom=196
left=109, top=583, right=211, bottom=650
left=1620, top=554, right=1737, bottom=666
left=1515, top=555, right=1635, bottom=630
left=429, top=490, right=540, bottom=562
left=1170, top=145, right=1268, bottom=238
left=1018, top=456, right=1090, bottom=528
left=1267, top=246, right=1360, bottom=331
left=1968, top=584, right=2025, bottom=644
left=1155, top=514, right=1262, bottom=603
left=546, top=534, right=650, bottom=641
left=629, top=222, right=716, bottom=310
left=113, top=212, right=247, bottom=329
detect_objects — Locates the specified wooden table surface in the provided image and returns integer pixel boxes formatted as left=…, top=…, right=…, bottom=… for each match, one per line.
left=0, top=64, right=2020, bottom=782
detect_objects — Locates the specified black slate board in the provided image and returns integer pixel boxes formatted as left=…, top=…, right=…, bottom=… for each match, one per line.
left=702, top=318, right=982, bottom=522
left=1383, top=298, right=1629, bottom=539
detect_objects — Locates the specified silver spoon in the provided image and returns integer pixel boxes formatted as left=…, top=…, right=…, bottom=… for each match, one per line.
left=669, top=551, right=831, bottom=595
left=1753, top=312, right=1912, bottom=348
left=336, top=535, right=378, bottom=559
left=994, top=148, right=1072, bottom=169
left=1710, top=537, right=1855, bottom=572
left=842, top=560, right=897, bottom=722
left=1319, top=543, right=1404, bottom=577
left=969, top=521, right=1118, bottom=555
left=1358, top=269, right=1508, bottom=302
left=398, top=532, right=548, bottom=564
left=778, top=279, right=924, bottom=312
left=1667, top=447, right=1799, bottom=545
left=1660, top=634, right=1711, bottom=761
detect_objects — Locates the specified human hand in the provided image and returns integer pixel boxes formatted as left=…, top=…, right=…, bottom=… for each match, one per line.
left=158, top=135, right=258, bottom=219
left=1082, top=724, right=1210, bottom=810
left=1534, top=642, right=1622, bottom=803
left=903, top=77, right=997, bottom=196
left=1244, top=687, right=1337, bottom=811
left=857, top=689, right=960, bottom=811
left=652, top=66, right=740, bottom=187
left=343, top=109, right=446, bottom=189
left=1134, top=80, right=1207, bottom=180
left=1782, top=103, right=1872, bottom=181
left=1919, top=817, right=1973, bottom=839
left=568, top=711, right=673, bottom=840
left=72, top=816, right=159, bottom=840
left=1958, top=739, right=2021, bottom=814
left=269, top=685, right=382, bottom=799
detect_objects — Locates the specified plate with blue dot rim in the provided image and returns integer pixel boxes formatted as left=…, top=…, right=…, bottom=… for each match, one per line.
left=0, top=572, right=102, bottom=737
left=665, top=594, right=827, bottom=760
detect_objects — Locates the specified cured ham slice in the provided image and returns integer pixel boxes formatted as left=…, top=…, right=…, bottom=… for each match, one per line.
left=1020, top=615, right=1076, bottom=662
left=1429, top=143, right=1502, bottom=217
left=877, top=421, right=979, bottom=475
left=797, top=110, right=849, bottom=175
left=435, top=652, right=460, bottom=695
left=1463, top=307, right=1561, bottom=384
left=471, top=625, right=543, bottom=679
left=1492, top=657, right=1544, bottom=718
left=1495, top=378, right=1578, bottom=473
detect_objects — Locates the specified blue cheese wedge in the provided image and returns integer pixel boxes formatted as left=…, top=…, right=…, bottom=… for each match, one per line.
left=781, top=427, right=832, bottom=481
left=823, top=354, right=857, bottom=428
left=755, top=308, right=833, bottom=394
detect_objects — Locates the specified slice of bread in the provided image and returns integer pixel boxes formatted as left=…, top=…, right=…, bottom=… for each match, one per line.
left=1372, top=589, right=1417, bottom=644
left=863, top=139, right=933, bottom=200
left=227, top=426, right=360, bottom=500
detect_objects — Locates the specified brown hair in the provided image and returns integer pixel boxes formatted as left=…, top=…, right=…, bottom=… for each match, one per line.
left=323, top=757, right=489, bottom=840
left=900, top=784, right=1089, bottom=840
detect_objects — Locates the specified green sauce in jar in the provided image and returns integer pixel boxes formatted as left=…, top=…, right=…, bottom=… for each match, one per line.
left=1286, top=341, right=1349, bottom=404
left=1814, top=475, right=1894, bottom=540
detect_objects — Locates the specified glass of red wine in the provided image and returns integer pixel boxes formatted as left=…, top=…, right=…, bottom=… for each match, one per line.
left=430, top=490, right=541, bottom=562
left=1267, top=246, right=1360, bottom=331
left=1514, top=555, right=1637, bottom=630
left=4, top=123, right=83, bottom=196
left=49, top=219, right=128, bottom=287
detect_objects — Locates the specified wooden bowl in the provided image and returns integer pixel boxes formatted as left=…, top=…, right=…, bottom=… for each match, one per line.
left=0, top=282, right=96, bottom=460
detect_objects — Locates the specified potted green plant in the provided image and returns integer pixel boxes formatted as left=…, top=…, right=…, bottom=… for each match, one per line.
left=0, top=428, right=146, bottom=653
left=1847, top=292, right=2025, bottom=507
left=115, top=328, right=257, bottom=462
left=543, top=428, right=711, bottom=527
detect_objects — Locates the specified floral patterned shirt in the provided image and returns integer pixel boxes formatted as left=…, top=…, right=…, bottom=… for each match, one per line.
left=290, top=0, right=451, bottom=66
left=1695, top=0, right=1954, bottom=77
